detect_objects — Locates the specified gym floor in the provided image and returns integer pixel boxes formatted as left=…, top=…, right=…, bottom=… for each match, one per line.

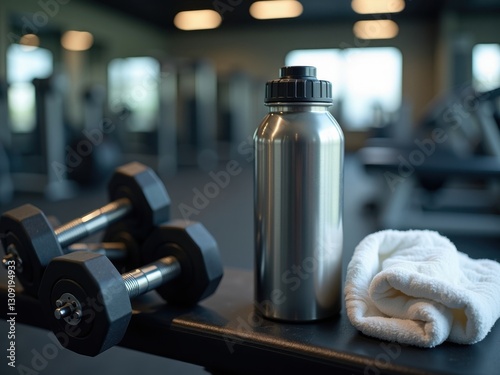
left=0, top=153, right=497, bottom=374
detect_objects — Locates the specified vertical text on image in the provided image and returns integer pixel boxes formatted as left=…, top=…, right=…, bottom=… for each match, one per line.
left=5, top=259, right=17, bottom=368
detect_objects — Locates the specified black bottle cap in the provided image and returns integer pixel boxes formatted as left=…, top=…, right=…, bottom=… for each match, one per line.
left=265, top=66, right=333, bottom=104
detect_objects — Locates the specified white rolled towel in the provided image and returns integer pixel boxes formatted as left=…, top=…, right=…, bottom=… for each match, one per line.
left=344, top=229, right=500, bottom=347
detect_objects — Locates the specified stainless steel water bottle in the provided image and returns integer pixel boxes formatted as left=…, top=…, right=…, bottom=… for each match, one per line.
left=254, top=66, right=344, bottom=321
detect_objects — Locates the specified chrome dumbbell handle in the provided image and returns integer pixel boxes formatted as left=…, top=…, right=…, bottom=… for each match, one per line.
left=122, top=256, right=181, bottom=298
left=55, top=198, right=132, bottom=248
left=67, top=242, right=128, bottom=262
left=54, top=256, right=181, bottom=323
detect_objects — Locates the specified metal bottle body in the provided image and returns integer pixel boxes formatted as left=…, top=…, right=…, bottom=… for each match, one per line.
left=254, top=104, right=344, bottom=321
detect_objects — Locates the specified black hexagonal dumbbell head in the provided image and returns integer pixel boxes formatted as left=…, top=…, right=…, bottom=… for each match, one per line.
left=0, top=162, right=170, bottom=296
left=38, top=220, right=223, bottom=356
left=141, top=220, right=224, bottom=305
left=0, top=205, right=63, bottom=295
left=107, top=162, right=170, bottom=240
left=38, top=252, right=132, bottom=356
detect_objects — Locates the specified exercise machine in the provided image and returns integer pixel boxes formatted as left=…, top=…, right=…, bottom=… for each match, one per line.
left=359, top=86, right=500, bottom=235
left=8, top=75, right=78, bottom=200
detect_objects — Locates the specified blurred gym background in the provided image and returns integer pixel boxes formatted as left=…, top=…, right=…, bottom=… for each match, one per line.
left=0, top=0, right=499, bottom=374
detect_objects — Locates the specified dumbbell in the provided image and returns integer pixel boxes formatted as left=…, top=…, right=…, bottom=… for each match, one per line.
left=0, top=162, right=170, bottom=296
left=38, top=220, right=223, bottom=357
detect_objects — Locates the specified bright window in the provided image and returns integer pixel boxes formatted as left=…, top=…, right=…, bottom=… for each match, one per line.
left=286, top=47, right=402, bottom=129
left=472, top=44, right=500, bottom=92
left=6, top=44, right=53, bottom=132
left=108, top=57, right=160, bottom=131
left=285, top=49, right=344, bottom=100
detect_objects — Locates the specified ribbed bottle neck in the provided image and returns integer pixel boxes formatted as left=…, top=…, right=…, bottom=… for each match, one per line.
left=267, top=104, right=331, bottom=113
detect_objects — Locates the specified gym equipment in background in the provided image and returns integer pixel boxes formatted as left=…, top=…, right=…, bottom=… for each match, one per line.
left=8, top=75, right=79, bottom=200
left=217, top=70, right=264, bottom=161
left=0, top=142, right=13, bottom=205
left=176, top=59, right=218, bottom=170
left=66, top=84, right=123, bottom=186
left=109, top=57, right=178, bottom=179
left=359, top=86, right=500, bottom=235
left=0, top=79, right=13, bottom=205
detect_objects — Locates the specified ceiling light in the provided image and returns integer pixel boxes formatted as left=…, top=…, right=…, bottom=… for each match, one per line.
left=250, top=0, right=303, bottom=20
left=353, top=20, right=399, bottom=40
left=174, top=9, right=222, bottom=31
left=61, top=31, right=93, bottom=51
left=352, top=0, right=405, bottom=15
left=19, top=34, right=40, bottom=49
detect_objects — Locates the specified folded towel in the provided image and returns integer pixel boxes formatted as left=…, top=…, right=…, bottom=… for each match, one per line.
left=344, top=229, right=500, bottom=347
